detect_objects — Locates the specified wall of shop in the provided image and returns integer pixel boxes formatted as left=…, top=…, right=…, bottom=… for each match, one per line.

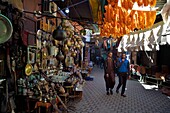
left=135, top=51, right=157, bottom=67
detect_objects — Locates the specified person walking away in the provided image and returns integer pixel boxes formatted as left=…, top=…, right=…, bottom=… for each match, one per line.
left=116, top=52, right=130, bottom=97
left=104, top=52, right=115, bottom=95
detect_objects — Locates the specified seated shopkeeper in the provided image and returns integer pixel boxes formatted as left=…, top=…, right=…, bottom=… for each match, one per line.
left=73, top=62, right=83, bottom=83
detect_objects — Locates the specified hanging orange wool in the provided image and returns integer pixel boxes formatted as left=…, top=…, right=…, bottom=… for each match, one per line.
left=124, top=0, right=129, bottom=10
left=143, top=11, right=148, bottom=28
left=126, top=16, right=132, bottom=30
left=111, top=13, right=116, bottom=26
left=107, top=0, right=118, bottom=3
left=107, top=4, right=112, bottom=22
left=128, top=0, right=134, bottom=10
left=149, top=0, right=156, bottom=7
left=104, top=5, right=108, bottom=21
left=119, top=8, right=124, bottom=26
left=123, top=25, right=127, bottom=34
left=148, top=11, right=156, bottom=27
left=128, top=10, right=133, bottom=28
left=116, top=23, right=121, bottom=35
left=144, top=11, right=156, bottom=28
left=110, top=26, right=115, bottom=34
left=126, top=26, right=131, bottom=34
left=137, top=0, right=143, bottom=7
left=128, top=10, right=135, bottom=30
left=143, top=0, right=149, bottom=6
left=134, top=11, right=139, bottom=29
left=110, top=1, right=115, bottom=7
left=115, top=0, right=119, bottom=3
left=121, top=0, right=125, bottom=9
left=132, top=0, right=137, bottom=2
left=104, top=13, right=107, bottom=22
left=107, top=0, right=111, bottom=3
left=123, top=10, right=128, bottom=25
left=138, top=11, right=145, bottom=29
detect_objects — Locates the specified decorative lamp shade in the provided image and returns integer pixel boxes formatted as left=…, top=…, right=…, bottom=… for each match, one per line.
left=0, top=14, right=13, bottom=44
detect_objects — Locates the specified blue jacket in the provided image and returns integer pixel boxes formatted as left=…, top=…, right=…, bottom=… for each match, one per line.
left=117, top=58, right=129, bottom=73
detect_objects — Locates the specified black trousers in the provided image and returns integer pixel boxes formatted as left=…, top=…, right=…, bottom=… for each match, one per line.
left=116, top=73, right=127, bottom=95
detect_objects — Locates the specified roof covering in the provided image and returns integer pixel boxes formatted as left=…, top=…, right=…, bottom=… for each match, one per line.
left=55, top=0, right=101, bottom=32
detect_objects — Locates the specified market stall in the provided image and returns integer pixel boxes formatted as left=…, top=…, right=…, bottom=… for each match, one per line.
left=0, top=1, right=91, bottom=112
left=17, top=20, right=86, bottom=112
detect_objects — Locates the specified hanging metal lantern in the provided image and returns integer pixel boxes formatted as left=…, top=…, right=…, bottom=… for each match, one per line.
left=56, top=50, right=64, bottom=61
left=52, top=26, right=66, bottom=41
left=71, top=51, right=76, bottom=57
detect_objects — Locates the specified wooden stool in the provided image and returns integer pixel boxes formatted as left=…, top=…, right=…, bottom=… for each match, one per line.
left=59, top=93, right=69, bottom=104
left=64, top=86, right=73, bottom=94
left=75, top=91, right=83, bottom=99
left=64, top=86, right=76, bottom=100
left=35, top=101, right=52, bottom=113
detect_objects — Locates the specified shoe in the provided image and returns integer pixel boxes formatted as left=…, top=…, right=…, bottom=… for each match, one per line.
left=110, top=90, right=113, bottom=95
left=121, top=94, right=126, bottom=97
left=107, top=92, right=109, bottom=95
left=116, top=90, right=119, bottom=94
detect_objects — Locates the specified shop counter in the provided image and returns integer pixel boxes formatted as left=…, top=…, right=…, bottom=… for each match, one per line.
left=15, top=95, right=38, bottom=113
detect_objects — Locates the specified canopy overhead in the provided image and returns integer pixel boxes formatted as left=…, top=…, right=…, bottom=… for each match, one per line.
left=55, top=0, right=101, bottom=32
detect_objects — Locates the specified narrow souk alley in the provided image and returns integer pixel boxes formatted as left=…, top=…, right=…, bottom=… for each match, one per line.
left=1, top=1, right=170, bottom=113
left=68, top=67, right=170, bottom=113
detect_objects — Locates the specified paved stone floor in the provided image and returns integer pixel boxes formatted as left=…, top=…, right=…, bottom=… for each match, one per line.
left=68, top=67, right=170, bottom=113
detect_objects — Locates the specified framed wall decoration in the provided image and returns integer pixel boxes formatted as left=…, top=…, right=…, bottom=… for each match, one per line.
left=27, top=46, right=36, bottom=64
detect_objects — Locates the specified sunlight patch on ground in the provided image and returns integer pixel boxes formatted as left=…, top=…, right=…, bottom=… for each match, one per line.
left=167, top=96, right=170, bottom=99
left=140, top=82, right=159, bottom=90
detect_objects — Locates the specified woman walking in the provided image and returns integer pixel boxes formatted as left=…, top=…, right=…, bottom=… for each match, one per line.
left=104, top=52, right=115, bottom=95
